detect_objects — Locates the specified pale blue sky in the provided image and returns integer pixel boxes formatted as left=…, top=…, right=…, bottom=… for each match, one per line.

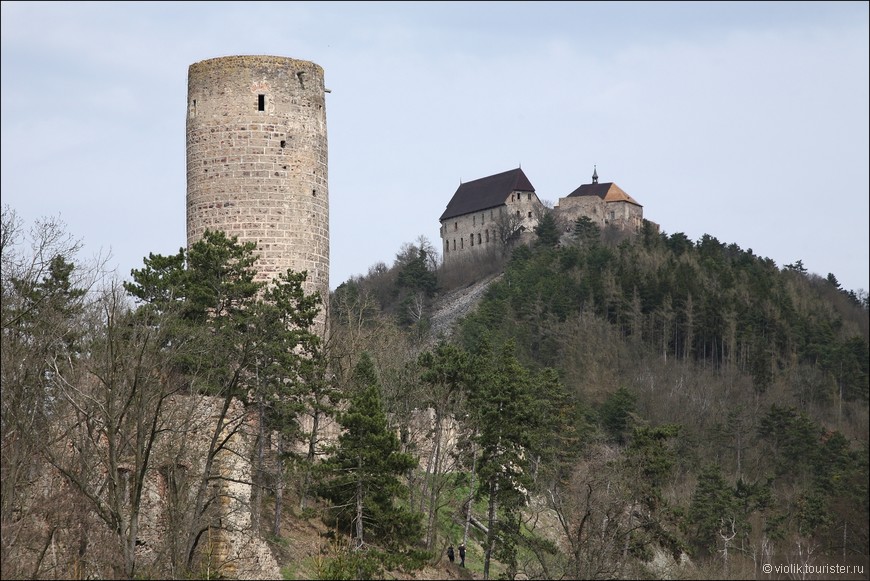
left=2, top=1, right=868, bottom=294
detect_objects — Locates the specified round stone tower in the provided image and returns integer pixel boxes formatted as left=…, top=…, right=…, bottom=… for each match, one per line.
left=186, top=55, right=329, bottom=332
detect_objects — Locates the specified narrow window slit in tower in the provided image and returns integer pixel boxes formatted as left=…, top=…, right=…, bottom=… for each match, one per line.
left=280, top=140, right=286, bottom=148
left=312, top=189, right=317, bottom=196
left=258, top=94, right=265, bottom=111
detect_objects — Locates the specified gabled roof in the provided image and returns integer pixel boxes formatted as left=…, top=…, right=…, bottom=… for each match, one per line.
left=440, top=168, right=535, bottom=222
left=565, top=182, right=642, bottom=207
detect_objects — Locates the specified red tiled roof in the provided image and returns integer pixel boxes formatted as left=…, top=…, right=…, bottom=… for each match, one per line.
left=565, top=182, right=642, bottom=207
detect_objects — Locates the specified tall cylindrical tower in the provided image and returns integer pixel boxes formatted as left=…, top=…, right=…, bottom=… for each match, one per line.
left=186, top=55, right=329, bottom=332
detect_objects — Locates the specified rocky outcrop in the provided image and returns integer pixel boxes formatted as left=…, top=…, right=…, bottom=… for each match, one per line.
left=428, top=273, right=502, bottom=341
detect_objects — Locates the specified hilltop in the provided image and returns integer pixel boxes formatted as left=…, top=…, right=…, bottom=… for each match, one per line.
left=3, top=205, right=867, bottom=580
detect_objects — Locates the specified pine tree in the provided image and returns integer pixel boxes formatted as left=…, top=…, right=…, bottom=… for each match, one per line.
left=688, top=465, right=738, bottom=555
left=468, top=338, right=537, bottom=579
left=124, top=229, right=324, bottom=572
left=599, top=386, right=637, bottom=445
left=317, top=353, right=422, bottom=551
left=417, top=342, right=470, bottom=549
left=534, top=212, right=560, bottom=247
left=573, top=215, right=601, bottom=247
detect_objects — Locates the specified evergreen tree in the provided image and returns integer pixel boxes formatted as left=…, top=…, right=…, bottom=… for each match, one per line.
left=573, top=215, right=601, bottom=247
left=317, top=353, right=422, bottom=551
left=688, top=465, right=738, bottom=555
left=527, top=366, right=581, bottom=482
left=599, top=386, right=637, bottom=445
left=534, top=212, right=560, bottom=247
left=468, top=338, right=539, bottom=579
left=124, top=229, right=324, bottom=572
left=619, top=424, right=686, bottom=562
left=417, top=342, right=470, bottom=548
left=254, top=268, right=325, bottom=532
left=396, top=246, right=437, bottom=297
left=125, top=229, right=264, bottom=396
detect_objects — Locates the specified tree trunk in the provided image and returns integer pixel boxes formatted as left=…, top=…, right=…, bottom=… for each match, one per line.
left=125, top=510, right=140, bottom=578
left=300, top=407, right=321, bottom=510
left=420, top=416, right=438, bottom=514
left=425, top=408, right=444, bottom=549
left=355, top=456, right=364, bottom=549
left=254, top=393, right=265, bottom=531
left=273, top=437, right=284, bottom=537
left=463, top=439, right=478, bottom=547
left=186, top=393, right=234, bottom=569
left=484, top=478, right=498, bottom=580
left=623, top=500, right=635, bottom=560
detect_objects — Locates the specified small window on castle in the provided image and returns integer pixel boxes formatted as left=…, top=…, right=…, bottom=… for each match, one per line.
left=528, top=211, right=532, bottom=218
left=516, top=210, right=521, bottom=218
left=258, top=94, right=265, bottom=111
left=473, top=215, right=476, bottom=226
left=477, top=233, right=482, bottom=244
left=511, top=194, right=515, bottom=202
left=313, top=189, right=317, bottom=196
left=461, top=239, right=464, bottom=249
left=280, top=140, right=286, bottom=148
left=470, top=235, right=474, bottom=247
left=481, top=213, right=485, bottom=224
left=454, top=222, right=458, bottom=231
left=528, top=193, right=532, bottom=201
left=453, top=239, right=456, bottom=250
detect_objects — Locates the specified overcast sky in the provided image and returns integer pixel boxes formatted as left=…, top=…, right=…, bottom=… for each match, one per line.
left=2, top=1, right=868, bottom=295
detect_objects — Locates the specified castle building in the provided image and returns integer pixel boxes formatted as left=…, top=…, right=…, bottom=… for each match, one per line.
left=439, top=167, right=544, bottom=266
left=186, top=55, right=329, bottom=333
left=439, top=166, right=644, bottom=266
left=554, top=166, right=643, bottom=232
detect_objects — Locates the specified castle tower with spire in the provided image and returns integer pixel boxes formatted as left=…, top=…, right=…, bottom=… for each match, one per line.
left=554, top=166, right=643, bottom=232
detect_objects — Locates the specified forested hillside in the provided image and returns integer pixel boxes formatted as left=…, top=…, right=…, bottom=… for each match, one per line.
left=332, top=215, right=869, bottom=579
left=2, top=204, right=867, bottom=580
left=449, top=217, right=869, bottom=577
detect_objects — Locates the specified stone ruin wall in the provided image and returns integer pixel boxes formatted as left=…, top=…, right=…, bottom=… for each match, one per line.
left=181, top=395, right=281, bottom=580
left=554, top=196, right=643, bottom=233
left=21, top=394, right=281, bottom=580
left=123, top=395, right=282, bottom=579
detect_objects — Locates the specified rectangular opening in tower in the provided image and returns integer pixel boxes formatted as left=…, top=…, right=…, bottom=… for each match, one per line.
left=258, top=94, right=265, bottom=111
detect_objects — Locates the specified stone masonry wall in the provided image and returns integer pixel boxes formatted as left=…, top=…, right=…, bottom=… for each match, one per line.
left=554, top=196, right=606, bottom=227
left=554, top=197, right=643, bottom=232
left=133, top=395, right=281, bottom=579
left=186, top=56, right=329, bottom=333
